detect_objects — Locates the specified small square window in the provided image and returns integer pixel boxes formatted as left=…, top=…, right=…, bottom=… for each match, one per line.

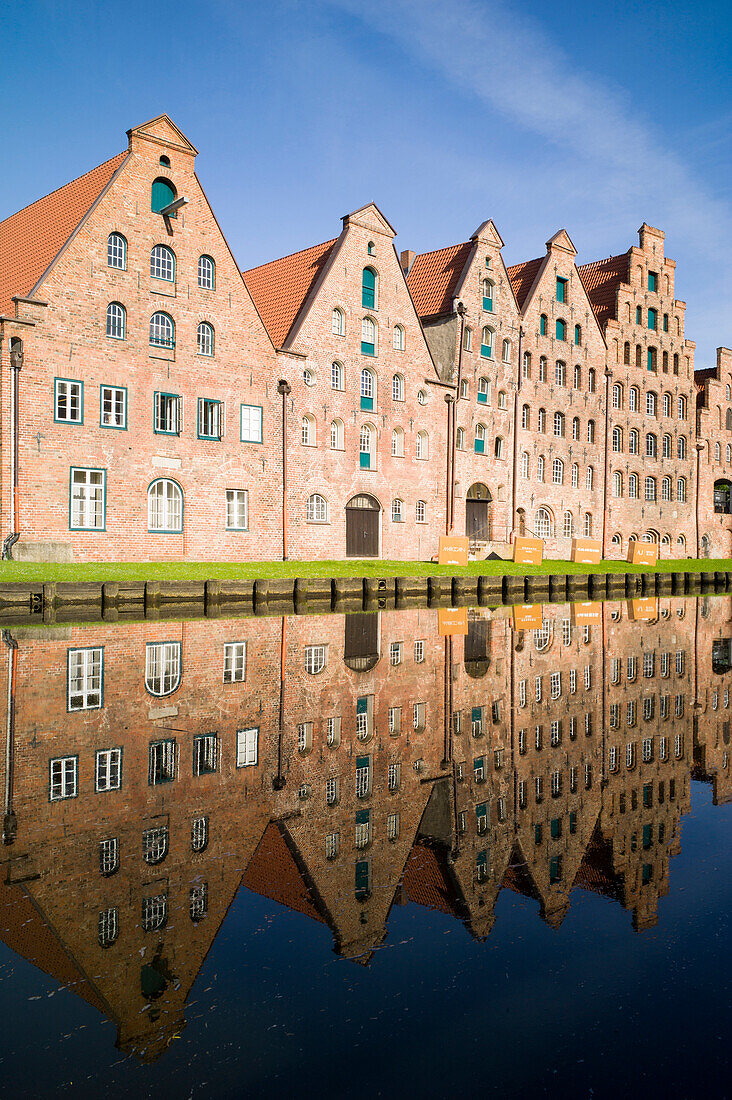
left=240, top=404, right=263, bottom=443
left=55, top=379, right=83, bottom=424
left=50, top=756, right=77, bottom=801
left=236, top=727, right=258, bottom=767
left=223, top=642, right=246, bottom=682
left=100, top=385, right=126, bottom=429
left=95, top=748, right=121, bottom=792
left=226, top=489, right=248, bottom=531
left=198, top=398, right=223, bottom=440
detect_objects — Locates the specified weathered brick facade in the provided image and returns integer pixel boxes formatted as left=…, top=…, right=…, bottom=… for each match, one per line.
left=0, top=115, right=726, bottom=562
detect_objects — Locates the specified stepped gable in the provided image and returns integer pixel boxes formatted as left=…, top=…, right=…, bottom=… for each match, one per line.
left=0, top=151, right=127, bottom=315
left=243, top=237, right=338, bottom=347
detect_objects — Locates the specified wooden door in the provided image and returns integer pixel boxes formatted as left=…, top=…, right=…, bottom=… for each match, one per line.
left=466, top=499, right=490, bottom=546
left=346, top=496, right=379, bottom=558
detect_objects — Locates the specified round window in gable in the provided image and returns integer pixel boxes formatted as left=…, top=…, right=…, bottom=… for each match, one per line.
left=159, top=155, right=171, bottom=167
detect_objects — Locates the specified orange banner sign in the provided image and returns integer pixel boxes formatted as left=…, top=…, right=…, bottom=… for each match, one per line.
left=438, top=536, right=469, bottom=566
left=438, top=607, right=469, bottom=635
left=628, top=597, right=658, bottom=621
left=571, top=601, right=602, bottom=625
left=571, top=538, right=602, bottom=564
left=513, top=537, right=543, bottom=565
left=626, top=541, right=659, bottom=566
left=512, top=604, right=543, bottom=630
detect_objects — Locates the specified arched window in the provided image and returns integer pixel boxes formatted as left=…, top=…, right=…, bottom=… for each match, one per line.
left=390, top=427, right=404, bottom=457
left=646, top=433, right=657, bottom=458
left=727, top=444, right=732, bottom=463
left=392, top=373, right=404, bottom=401
left=715, top=442, right=721, bottom=461
left=587, top=420, right=595, bottom=443
left=663, top=350, right=669, bottom=371
left=456, top=427, right=465, bottom=450
left=392, top=499, right=404, bottom=523
left=629, top=429, right=639, bottom=454
left=571, top=463, right=579, bottom=488
left=537, top=455, right=545, bottom=481
left=539, top=356, right=547, bottom=381
left=482, top=279, right=494, bottom=311
left=393, top=324, right=405, bottom=351
left=198, top=255, right=215, bottom=289
left=629, top=387, right=638, bottom=412
left=612, top=533, right=622, bottom=547
left=555, top=361, right=566, bottom=386
left=629, top=473, right=639, bottom=499
left=662, top=392, right=671, bottom=417
left=673, top=352, right=679, bottom=374
left=556, top=318, right=567, bottom=341
left=416, top=430, right=428, bottom=460
left=360, top=367, right=375, bottom=409
left=332, top=308, right=345, bottom=336
left=502, top=338, right=511, bottom=362
left=331, top=361, right=344, bottom=390
left=727, top=384, right=732, bottom=401
left=474, top=424, right=486, bottom=454
left=151, top=177, right=176, bottom=213
left=197, top=321, right=214, bottom=356
left=612, top=383, right=623, bottom=409
left=301, top=414, right=315, bottom=446
left=361, top=317, right=376, bottom=356
left=495, top=436, right=504, bottom=459
left=106, top=301, right=125, bottom=339
left=677, top=477, right=687, bottom=502
left=148, top=478, right=183, bottom=531
left=481, top=326, right=494, bottom=358
left=522, top=351, right=532, bottom=378
left=464, top=326, right=473, bottom=352
left=678, top=436, right=687, bottom=459
left=362, top=267, right=377, bottom=309
left=522, top=404, right=530, bottom=429
left=538, top=408, right=546, bottom=433
left=623, top=341, right=630, bottom=365
left=613, top=471, right=623, bottom=497
left=662, top=476, right=672, bottom=501
left=588, top=369, right=596, bottom=393
left=678, top=395, right=687, bottom=419
left=498, top=390, right=508, bottom=410
left=142, top=826, right=169, bottom=864
left=648, top=307, right=657, bottom=330
left=662, top=434, right=671, bottom=458
left=306, top=494, right=328, bottom=522
left=648, top=347, right=658, bottom=372
left=562, top=510, right=574, bottom=537
left=612, top=426, right=623, bottom=452
left=536, top=508, right=553, bottom=538
left=553, top=458, right=564, bottom=485
left=574, top=365, right=581, bottom=389
left=646, top=391, right=657, bottom=416
left=572, top=417, right=580, bottom=441
left=359, top=424, right=374, bottom=468
left=645, top=477, right=657, bottom=502
left=635, top=345, right=642, bottom=369
left=150, top=244, right=175, bottom=281
left=98, top=908, right=119, bottom=948
left=107, top=232, right=126, bottom=269
left=416, top=500, right=427, bottom=523
left=574, top=324, right=582, bottom=346
left=583, top=513, right=593, bottom=538
left=150, top=311, right=174, bottom=348
left=727, top=409, right=732, bottom=432
left=677, top=534, right=686, bottom=550
left=521, top=451, right=530, bottom=478
left=554, top=412, right=564, bottom=437
left=477, top=376, right=490, bottom=403
left=540, top=314, right=548, bottom=336
left=145, top=642, right=181, bottom=696
left=330, top=419, right=344, bottom=450
left=586, top=466, right=594, bottom=490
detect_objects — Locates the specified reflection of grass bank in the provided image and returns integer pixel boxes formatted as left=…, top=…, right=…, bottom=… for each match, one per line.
left=0, top=558, right=729, bottom=584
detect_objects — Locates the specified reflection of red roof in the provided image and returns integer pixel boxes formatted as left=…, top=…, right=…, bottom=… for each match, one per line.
left=407, top=242, right=473, bottom=318
left=506, top=257, right=543, bottom=310
left=574, top=829, right=621, bottom=899
left=402, top=841, right=461, bottom=917
left=243, top=237, right=338, bottom=347
left=241, top=821, right=324, bottom=924
left=576, top=253, right=630, bottom=329
left=0, top=152, right=127, bottom=315
left=0, top=878, right=107, bottom=1014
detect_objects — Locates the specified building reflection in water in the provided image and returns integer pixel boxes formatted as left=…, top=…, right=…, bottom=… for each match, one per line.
left=0, top=595, right=730, bottom=1060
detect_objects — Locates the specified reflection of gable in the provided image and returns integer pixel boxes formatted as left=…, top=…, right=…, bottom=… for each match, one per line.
left=402, top=839, right=466, bottom=921
left=573, top=824, right=623, bottom=902
left=241, top=820, right=330, bottom=927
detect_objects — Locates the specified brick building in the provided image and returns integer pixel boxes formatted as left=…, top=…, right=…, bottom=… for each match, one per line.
left=696, top=348, right=732, bottom=559
left=0, top=114, right=727, bottom=562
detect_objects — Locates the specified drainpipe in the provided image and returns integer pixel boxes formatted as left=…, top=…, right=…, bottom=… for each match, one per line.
left=273, top=615, right=287, bottom=791
left=277, top=380, right=291, bottom=562
left=695, top=442, right=703, bottom=559
left=601, top=367, right=612, bottom=558
left=510, top=326, right=524, bottom=543
left=2, top=630, right=17, bottom=845
left=444, top=394, right=454, bottom=535
left=450, top=303, right=467, bottom=534
left=2, top=339, right=24, bottom=561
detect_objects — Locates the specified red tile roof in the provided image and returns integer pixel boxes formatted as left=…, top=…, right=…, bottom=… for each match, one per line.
left=241, top=821, right=325, bottom=924
left=506, top=257, right=543, bottom=310
left=406, top=241, right=473, bottom=318
left=576, top=253, right=630, bottom=329
left=402, top=840, right=462, bottom=917
left=243, top=237, right=338, bottom=347
left=0, top=151, right=127, bottom=316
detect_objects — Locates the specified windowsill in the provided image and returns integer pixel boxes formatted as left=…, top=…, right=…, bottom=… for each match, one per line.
left=306, top=520, right=330, bottom=525
left=226, top=527, right=250, bottom=533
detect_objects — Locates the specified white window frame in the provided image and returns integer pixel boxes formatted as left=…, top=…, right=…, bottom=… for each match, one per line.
left=95, top=747, right=122, bottom=792
left=223, top=641, right=246, bottom=683
left=49, top=756, right=77, bottom=801
left=68, top=646, right=103, bottom=709
left=236, top=727, right=258, bottom=767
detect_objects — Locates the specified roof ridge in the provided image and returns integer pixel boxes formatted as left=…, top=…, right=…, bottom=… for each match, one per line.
left=505, top=255, right=542, bottom=273
left=577, top=252, right=629, bottom=271
left=0, top=151, right=126, bottom=228
left=412, top=240, right=472, bottom=261
left=243, top=236, right=339, bottom=276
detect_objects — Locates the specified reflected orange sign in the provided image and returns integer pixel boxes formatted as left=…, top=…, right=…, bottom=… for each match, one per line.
left=438, top=607, right=469, bottom=635
left=571, top=538, right=602, bottom=564
left=513, top=537, right=543, bottom=565
left=627, top=541, right=659, bottom=566
left=571, top=601, right=602, bottom=625
left=512, top=604, right=542, bottom=630
left=438, top=536, right=469, bottom=566
left=628, top=597, right=658, bottom=621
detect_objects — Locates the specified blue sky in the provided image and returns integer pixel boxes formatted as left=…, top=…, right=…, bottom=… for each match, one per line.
left=3, top=0, right=730, bottom=363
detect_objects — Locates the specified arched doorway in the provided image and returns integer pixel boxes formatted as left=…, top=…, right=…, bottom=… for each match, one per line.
left=346, top=494, right=380, bottom=558
left=466, top=483, right=493, bottom=550
left=714, top=479, right=731, bottom=514
left=344, top=613, right=380, bottom=672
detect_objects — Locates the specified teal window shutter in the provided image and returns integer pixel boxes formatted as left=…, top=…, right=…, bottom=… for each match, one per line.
left=476, top=802, right=487, bottom=818
left=151, top=178, right=176, bottom=213
left=540, top=314, right=547, bottom=336
left=471, top=707, right=482, bottom=722
left=356, top=755, right=369, bottom=770
left=360, top=395, right=373, bottom=411
left=356, top=697, right=368, bottom=714
left=643, top=783, right=652, bottom=807
left=636, top=305, right=642, bottom=324
left=569, top=810, right=577, bottom=834
left=361, top=341, right=375, bottom=357
left=648, top=272, right=657, bottom=292
left=648, top=308, right=657, bottom=330
left=474, top=438, right=484, bottom=454
left=642, top=863, right=652, bottom=885
left=549, top=855, right=561, bottom=883
left=355, top=860, right=370, bottom=899
left=556, top=277, right=566, bottom=302
left=550, top=817, right=561, bottom=839
left=359, top=451, right=371, bottom=469
left=643, top=824, right=653, bottom=849
left=556, top=318, right=566, bottom=340
left=355, top=809, right=370, bottom=825
left=362, top=268, right=376, bottom=309
left=534, top=823, right=542, bottom=845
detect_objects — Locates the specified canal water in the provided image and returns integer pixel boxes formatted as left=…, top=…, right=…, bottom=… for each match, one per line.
left=0, top=595, right=730, bottom=1097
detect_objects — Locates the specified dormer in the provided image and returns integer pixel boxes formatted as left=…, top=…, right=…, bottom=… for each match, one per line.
left=545, top=229, right=577, bottom=259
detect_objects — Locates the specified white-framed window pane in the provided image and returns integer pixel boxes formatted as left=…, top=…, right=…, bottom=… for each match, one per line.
left=145, top=642, right=181, bottom=695
left=306, top=494, right=327, bottom=522
left=95, top=747, right=121, bottom=791
left=55, top=379, right=82, bottom=423
left=197, top=322, right=214, bottom=356
left=151, top=244, right=175, bottom=281
left=148, top=739, right=176, bottom=784
left=106, top=302, right=125, bottom=339
left=226, top=489, right=248, bottom=530
left=98, top=907, right=119, bottom=947
left=142, top=894, right=168, bottom=932
left=150, top=312, right=174, bottom=347
left=192, top=816, right=209, bottom=852
left=148, top=479, right=182, bottom=531
left=305, top=645, right=326, bottom=674
left=223, top=641, right=246, bottom=682
left=142, top=826, right=169, bottom=864
left=154, top=392, right=180, bottom=433
left=101, top=385, right=126, bottom=428
left=198, top=254, right=215, bottom=289
left=240, top=404, right=263, bottom=443
left=193, top=733, right=218, bottom=775
left=68, top=647, right=103, bottom=709
left=99, top=837, right=119, bottom=875
left=236, top=727, right=258, bottom=767
left=49, top=756, right=77, bottom=800
left=107, top=233, right=126, bottom=269
left=70, top=468, right=105, bottom=530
